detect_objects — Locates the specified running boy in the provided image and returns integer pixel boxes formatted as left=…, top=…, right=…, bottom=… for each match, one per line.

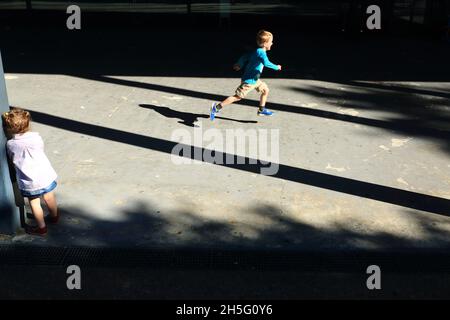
left=210, top=30, right=282, bottom=121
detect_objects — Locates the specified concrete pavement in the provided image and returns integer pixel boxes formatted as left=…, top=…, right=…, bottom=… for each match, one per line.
left=0, top=27, right=449, bottom=251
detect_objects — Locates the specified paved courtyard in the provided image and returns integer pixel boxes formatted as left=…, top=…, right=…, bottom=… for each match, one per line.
left=1, top=27, right=449, bottom=252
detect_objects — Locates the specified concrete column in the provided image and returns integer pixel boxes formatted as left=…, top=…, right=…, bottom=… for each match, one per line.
left=0, top=51, right=22, bottom=235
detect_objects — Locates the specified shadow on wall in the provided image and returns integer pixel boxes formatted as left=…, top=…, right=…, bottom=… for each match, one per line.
left=1, top=26, right=450, bottom=81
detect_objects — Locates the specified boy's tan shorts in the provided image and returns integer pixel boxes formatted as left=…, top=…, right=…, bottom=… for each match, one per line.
left=235, top=80, right=269, bottom=98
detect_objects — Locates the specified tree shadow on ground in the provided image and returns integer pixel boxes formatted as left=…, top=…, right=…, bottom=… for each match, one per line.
left=4, top=200, right=450, bottom=299
left=12, top=198, right=450, bottom=255
left=287, top=81, right=450, bottom=153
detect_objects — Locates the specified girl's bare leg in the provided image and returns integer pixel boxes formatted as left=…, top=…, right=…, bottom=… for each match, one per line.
left=29, top=197, right=46, bottom=228
left=42, top=191, right=58, bottom=218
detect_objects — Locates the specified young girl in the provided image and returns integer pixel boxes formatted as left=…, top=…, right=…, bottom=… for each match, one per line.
left=2, top=107, right=59, bottom=236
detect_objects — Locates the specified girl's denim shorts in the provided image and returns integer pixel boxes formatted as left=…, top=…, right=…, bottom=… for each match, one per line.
left=20, top=181, right=57, bottom=198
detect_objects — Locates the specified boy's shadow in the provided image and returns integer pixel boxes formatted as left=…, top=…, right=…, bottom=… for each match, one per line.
left=139, top=104, right=257, bottom=127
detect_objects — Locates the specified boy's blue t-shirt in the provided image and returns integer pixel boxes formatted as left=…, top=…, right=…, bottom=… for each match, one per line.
left=236, top=48, right=278, bottom=84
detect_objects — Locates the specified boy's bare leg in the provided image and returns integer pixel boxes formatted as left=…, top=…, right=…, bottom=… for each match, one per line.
left=220, top=95, right=241, bottom=108
left=259, top=88, right=269, bottom=108
left=43, top=191, right=58, bottom=218
left=29, top=197, right=46, bottom=228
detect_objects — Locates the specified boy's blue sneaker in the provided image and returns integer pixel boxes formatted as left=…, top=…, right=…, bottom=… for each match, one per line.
left=257, top=108, right=274, bottom=116
left=210, top=102, right=219, bottom=121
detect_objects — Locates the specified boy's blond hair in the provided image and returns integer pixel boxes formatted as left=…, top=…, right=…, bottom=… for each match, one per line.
left=2, top=107, right=31, bottom=135
left=256, top=30, right=273, bottom=47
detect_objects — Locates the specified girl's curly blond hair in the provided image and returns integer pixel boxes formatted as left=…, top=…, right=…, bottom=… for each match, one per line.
left=2, top=107, right=31, bottom=135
